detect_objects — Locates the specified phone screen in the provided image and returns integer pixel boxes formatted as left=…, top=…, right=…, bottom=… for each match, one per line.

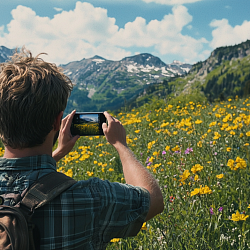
left=70, top=112, right=106, bottom=136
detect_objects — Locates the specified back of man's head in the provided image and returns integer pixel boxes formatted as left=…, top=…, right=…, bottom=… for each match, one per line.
left=0, top=48, right=73, bottom=149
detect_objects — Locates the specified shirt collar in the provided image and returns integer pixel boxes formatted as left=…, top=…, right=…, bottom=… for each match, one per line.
left=0, top=154, right=56, bottom=171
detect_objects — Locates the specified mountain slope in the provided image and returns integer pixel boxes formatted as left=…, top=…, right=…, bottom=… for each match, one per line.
left=61, top=53, right=191, bottom=113
left=125, top=40, right=250, bottom=109
left=0, top=46, right=15, bottom=63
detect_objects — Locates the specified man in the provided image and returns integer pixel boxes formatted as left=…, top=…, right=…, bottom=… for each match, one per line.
left=0, top=49, right=164, bottom=249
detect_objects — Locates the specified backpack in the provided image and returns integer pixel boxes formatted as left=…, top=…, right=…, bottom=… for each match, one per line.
left=0, top=171, right=77, bottom=250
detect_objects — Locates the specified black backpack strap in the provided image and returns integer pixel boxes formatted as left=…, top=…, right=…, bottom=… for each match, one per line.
left=20, top=171, right=77, bottom=213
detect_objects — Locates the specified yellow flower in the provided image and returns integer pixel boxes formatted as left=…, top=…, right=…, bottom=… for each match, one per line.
left=191, top=164, right=203, bottom=174
left=213, top=132, right=221, bottom=140
left=141, top=222, right=147, bottom=230
left=172, top=145, right=180, bottom=151
left=65, top=169, right=73, bottom=178
left=226, top=147, right=231, bottom=152
left=165, top=146, right=170, bottom=151
left=195, top=119, right=202, bottom=124
left=110, top=238, right=120, bottom=243
left=197, top=141, right=202, bottom=147
left=216, top=174, right=224, bottom=179
left=194, top=175, right=199, bottom=181
left=87, top=171, right=94, bottom=177
left=148, top=140, right=156, bottom=150
left=199, top=185, right=212, bottom=195
left=235, top=157, right=247, bottom=169
left=190, top=188, right=200, bottom=197
left=108, top=168, right=114, bottom=172
left=179, top=170, right=190, bottom=181
left=246, top=131, right=250, bottom=136
left=231, top=211, right=249, bottom=221
left=134, top=130, right=140, bottom=133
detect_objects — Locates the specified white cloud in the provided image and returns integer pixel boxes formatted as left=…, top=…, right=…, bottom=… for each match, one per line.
left=210, top=19, right=250, bottom=49
left=0, top=2, right=208, bottom=64
left=0, top=2, right=128, bottom=64
left=109, top=5, right=208, bottom=63
left=54, top=7, right=63, bottom=12
left=142, top=0, right=203, bottom=5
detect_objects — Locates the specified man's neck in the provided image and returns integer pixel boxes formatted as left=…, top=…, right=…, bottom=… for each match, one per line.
left=3, top=145, right=52, bottom=158
left=3, top=132, right=54, bottom=159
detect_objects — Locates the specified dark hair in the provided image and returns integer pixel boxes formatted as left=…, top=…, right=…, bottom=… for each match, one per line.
left=0, top=48, right=73, bottom=148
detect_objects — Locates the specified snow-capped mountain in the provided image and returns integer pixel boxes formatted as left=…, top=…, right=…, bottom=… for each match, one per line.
left=0, top=46, right=15, bottom=63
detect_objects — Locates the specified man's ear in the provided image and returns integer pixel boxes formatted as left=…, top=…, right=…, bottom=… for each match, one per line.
left=53, top=111, right=64, bottom=131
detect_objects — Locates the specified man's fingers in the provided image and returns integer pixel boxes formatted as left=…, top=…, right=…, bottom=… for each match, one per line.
left=63, top=110, right=75, bottom=132
left=103, top=111, right=115, bottom=124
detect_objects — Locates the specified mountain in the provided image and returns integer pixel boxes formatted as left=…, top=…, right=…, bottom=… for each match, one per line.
left=126, top=40, right=250, bottom=109
left=0, top=46, right=15, bottom=63
left=61, top=53, right=191, bottom=113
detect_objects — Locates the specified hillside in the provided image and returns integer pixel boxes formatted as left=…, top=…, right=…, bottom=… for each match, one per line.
left=125, top=40, right=250, bottom=110
left=61, top=53, right=191, bottom=113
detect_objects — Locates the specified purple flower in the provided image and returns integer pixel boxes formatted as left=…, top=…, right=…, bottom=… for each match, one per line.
left=218, top=207, right=223, bottom=212
left=140, top=152, right=143, bottom=156
left=147, top=162, right=152, bottom=166
left=184, top=147, right=193, bottom=154
left=214, top=152, right=217, bottom=155
left=146, top=157, right=150, bottom=163
left=175, top=150, right=181, bottom=154
left=209, top=207, right=214, bottom=215
left=162, top=150, right=166, bottom=155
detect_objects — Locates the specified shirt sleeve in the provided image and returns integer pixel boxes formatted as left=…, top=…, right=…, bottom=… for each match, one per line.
left=94, top=179, right=150, bottom=242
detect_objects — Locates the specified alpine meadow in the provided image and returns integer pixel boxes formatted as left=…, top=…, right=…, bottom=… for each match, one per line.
left=2, top=96, right=249, bottom=249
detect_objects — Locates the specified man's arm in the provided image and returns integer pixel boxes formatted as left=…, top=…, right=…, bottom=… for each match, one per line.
left=102, top=112, right=164, bottom=221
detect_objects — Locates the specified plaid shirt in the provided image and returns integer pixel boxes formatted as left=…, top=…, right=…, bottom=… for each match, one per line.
left=0, top=155, right=150, bottom=250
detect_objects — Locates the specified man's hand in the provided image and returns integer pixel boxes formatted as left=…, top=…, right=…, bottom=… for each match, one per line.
left=52, top=110, right=80, bottom=162
left=102, top=111, right=127, bottom=148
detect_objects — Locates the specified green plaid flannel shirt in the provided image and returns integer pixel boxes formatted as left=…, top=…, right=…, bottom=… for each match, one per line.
left=0, top=155, right=150, bottom=250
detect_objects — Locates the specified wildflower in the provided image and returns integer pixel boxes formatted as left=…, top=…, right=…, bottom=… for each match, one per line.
left=172, top=145, right=180, bottom=152
left=87, top=171, right=94, bottom=177
left=197, top=141, right=202, bottom=147
left=179, top=170, right=190, bottom=182
left=194, top=175, right=199, bottom=181
left=210, top=207, right=214, bottom=215
left=108, top=168, right=114, bottom=172
left=162, top=150, right=166, bottom=155
left=191, top=188, right=200, bottom=197
left=169, top=196, right=175, bottom=202
left=110, top=238, right=120, bottom=243
left=165, top=146, right=170, bottom=151
left=231, top=211, right=249, bottom=221
left=141, top=222, right=147, bottom=230
left=184, top=147, right=193, bottom=154
left=246, top=131, right=250, bottom=136
left=65, top=169, right=73, bottom=178
left=195, top=119, right=202, bottom=124
left=134, top=130, right=140, bottom=133
left=191, top=164, right=203, bottom=174
left=218, top=207, right=223, bottom=212
left=216, top=174, right=224, bottom=179
left=148, top=140, right=156, bottom=150
left=227, top=157, right=247, bottom=171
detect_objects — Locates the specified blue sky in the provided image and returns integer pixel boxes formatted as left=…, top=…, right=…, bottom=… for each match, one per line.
left=0, top=0, right=249, bottom=65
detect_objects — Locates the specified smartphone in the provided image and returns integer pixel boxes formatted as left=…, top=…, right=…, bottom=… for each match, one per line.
left=70, top=112, right=106, bottom=136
